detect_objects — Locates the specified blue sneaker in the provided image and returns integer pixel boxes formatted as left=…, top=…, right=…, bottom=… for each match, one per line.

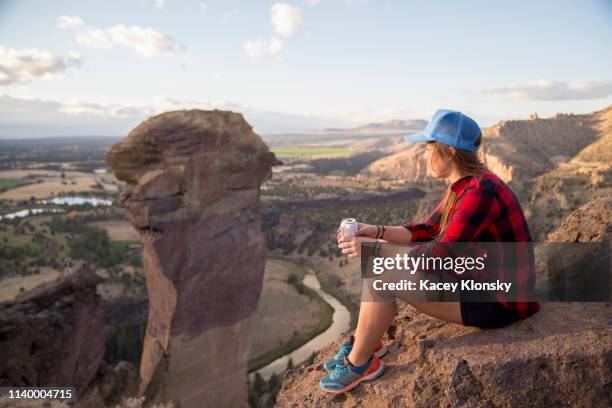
left=323, top=341, right=352, bottom=372
left=319, top=355, right=385, bottom=393
left=323, top=338, right=388, bottom=372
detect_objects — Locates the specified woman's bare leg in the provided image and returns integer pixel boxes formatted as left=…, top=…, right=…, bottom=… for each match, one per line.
left=348, top=300, right=396, bottom=366
left=348, top=300, right=462, bottom=366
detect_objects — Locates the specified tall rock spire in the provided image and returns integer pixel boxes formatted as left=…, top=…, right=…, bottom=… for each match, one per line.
left=107, top=109, right=279, bottom=407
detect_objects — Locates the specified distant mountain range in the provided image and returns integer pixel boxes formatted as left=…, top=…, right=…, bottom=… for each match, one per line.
left=261, top=119, right=427, bottom=146
left=311, top=119, right=427, bottom=135
left=0, top=136, right=121, bottom=147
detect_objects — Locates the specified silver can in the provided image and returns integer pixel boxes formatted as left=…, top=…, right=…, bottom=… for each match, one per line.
left=340, top=218, right=358, bottom=239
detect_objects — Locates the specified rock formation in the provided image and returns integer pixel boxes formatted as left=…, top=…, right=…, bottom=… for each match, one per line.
left=546, top=193, right=611, bottom=243
left=276, top=195, right=612, bottom=407
left=480, top=110, right=600, bottom=182
left=106, top=109, right=278, bottom=407
left=533, top=194, right=612, bottom=302
left=526, top=107, right=612, bottom=238
left=0, top=266, right=105, bottom=398
left=360, top=144, right=431, bottom=182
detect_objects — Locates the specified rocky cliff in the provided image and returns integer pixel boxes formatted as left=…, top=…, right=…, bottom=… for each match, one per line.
left=546, top=193, right=612, bottom=243
left=106, top=109, right=278, bottom=407
left=275, top=195, right=612, bottom=407
left=360, top=144, right=431, bottom=182
left=480, top=110, right=601, bottom=182
left=0, top=266, right=105, bottom=398
left=525, top=106, right=612, bottom=238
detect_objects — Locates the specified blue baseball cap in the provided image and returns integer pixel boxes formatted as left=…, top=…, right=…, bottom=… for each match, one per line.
left=403, top=109, right=481, bottom=152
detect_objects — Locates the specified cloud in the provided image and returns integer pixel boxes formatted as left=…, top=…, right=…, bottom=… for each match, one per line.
left=243, top=3, right=303, bottom=59
left=200, top=2, right=207, bottom=14
left=314, top=105, right=425, bottom=125
left=76, top=24, right=182, bottom=57
left=0, top=95, right=142, bottom=137
left=243, top=37, right=284, bottom=59
left=0, top=94, right=406, bottom=137
left=154, top=0, right=165, bottom=9
left=59, top=100, right=148, bottom=117
left=0, top=47, right=81, bottom=86
left=479, top=80, right=612, bottom=101
left=271, top=3, right=304, bottom=39
left=54, top=97, right=237, bottom=119
left=57, top=15, right=84, bottom=29
left=304, top=0, right=321, bottom=5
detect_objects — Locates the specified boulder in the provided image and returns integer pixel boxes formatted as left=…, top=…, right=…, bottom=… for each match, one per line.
left=106, top=109, right=278, bottom=408
left=547, top=193, right=611, bottom=242
left=0, top=266, right=105, bottom=399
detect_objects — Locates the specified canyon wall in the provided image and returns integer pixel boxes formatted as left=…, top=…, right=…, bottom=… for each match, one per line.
left=525, top=107, right=612, bottom=238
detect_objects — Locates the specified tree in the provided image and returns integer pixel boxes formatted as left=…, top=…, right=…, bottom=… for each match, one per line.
left=267, top=373, right=281, bottom=396
left=252, top=372, right=266, bottom=396
left=306, top=351, right=318, bottom=365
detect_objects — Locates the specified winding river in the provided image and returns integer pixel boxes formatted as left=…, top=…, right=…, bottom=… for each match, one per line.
left=251, top=265, right=351, bottom=381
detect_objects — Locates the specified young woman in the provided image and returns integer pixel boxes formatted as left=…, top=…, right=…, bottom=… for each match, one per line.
left=319, top=109, right=540, bottom=393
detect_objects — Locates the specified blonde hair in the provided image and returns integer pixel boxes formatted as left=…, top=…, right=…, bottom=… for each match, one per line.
left=431, top=134, right=486, bottom=231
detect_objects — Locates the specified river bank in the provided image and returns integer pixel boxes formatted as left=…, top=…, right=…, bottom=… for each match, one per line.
left=250, top=260, right=351, bottom=381
left=248, top=259, right=333, bottom=373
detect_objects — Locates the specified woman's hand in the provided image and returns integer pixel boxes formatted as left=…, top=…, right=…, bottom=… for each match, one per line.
left=337, top=235, right=377, bottom=258
left=336, top=222, right=379, bottom=241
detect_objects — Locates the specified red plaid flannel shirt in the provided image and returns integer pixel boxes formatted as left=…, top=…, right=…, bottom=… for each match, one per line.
left=403, top=169, right=540, bottom=319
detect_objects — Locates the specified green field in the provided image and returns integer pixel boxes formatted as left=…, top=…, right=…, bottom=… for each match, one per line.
left=109, top=240, right=142, bottom=253
left=271, top=146, right=350, bottom=159
left=0, top=179, right=28, bottom=192
left=110, top=240, right=143, bottom=268
left=0, top=228, right=33, bottom=247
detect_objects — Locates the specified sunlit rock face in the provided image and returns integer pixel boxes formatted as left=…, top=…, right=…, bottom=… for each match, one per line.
left=107, top=110, right=279, bottom=408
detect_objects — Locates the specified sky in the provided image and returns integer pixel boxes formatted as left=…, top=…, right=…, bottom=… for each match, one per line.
left=1, top=0, right=611, bottom=137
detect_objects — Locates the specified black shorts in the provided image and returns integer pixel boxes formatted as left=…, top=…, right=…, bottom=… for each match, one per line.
left=460, top=301, right=521, bottom=329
